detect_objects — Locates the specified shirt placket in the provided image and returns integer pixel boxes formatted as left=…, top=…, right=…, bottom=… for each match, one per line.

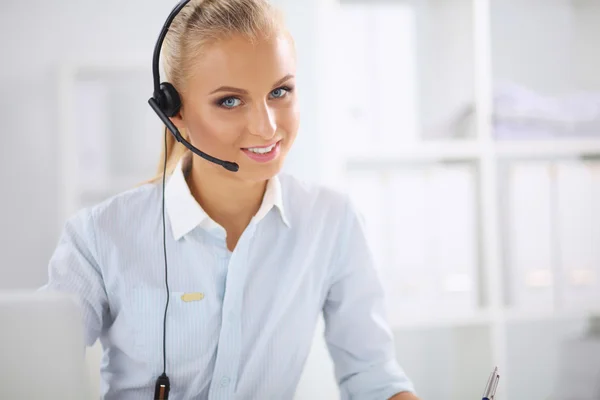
left=208, top=221, right=256, bottom=400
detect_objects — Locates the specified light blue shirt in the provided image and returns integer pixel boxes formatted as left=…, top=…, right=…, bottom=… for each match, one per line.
left=42, top=154, right=415, bottom=399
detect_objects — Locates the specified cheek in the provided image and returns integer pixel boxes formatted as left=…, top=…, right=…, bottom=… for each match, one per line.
left=187, top=108, right=244, bottom=149
left=279, top=105, right=300, bottom=142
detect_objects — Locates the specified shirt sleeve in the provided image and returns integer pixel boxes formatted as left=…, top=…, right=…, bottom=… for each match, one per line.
left=39, top=209, right=109, bottom=347
left=323, top=196, right=416, bottom=400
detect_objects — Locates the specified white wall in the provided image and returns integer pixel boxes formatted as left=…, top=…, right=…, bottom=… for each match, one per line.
left=0, top=0, right=324, bottom=290
left=572, top=0, right=600, bottom=91
left=491, top=0, right=600, bottom=94
left=414, top=0, right=475, bottom=136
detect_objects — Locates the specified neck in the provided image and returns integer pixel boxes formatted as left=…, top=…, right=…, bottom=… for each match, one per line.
left=186, top=157, right=267, bottom=233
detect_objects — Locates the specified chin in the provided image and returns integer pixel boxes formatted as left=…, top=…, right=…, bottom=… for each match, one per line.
left=239, top=159, right=285, bottom=183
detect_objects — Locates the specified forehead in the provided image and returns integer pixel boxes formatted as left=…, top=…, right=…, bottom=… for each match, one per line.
left=188, top=33, right=296, bottom=92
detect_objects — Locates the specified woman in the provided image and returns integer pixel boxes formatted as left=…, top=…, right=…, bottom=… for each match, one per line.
left=44, top=0, right=419, bottom=398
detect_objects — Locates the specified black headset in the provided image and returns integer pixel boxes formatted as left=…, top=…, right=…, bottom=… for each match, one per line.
left=148, top=0, right=239, bottom=173
left=147, top=1, right=240, bottom=399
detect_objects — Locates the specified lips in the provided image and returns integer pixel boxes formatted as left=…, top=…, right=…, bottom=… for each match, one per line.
left=241, top=140, right=282, bottom=163
left=244, top=142, right=278, bottom=154
left=242, top=139, right=281, bottom=152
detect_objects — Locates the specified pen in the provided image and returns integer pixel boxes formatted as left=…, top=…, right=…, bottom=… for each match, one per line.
left=482, top=366, right=500, bottom=400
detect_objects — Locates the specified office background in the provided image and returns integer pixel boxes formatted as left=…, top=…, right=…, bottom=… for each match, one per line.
left=2, top=0, right=600, bottom=399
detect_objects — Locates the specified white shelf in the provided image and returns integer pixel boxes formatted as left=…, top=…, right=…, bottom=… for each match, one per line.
left=495, top=138, right=600, bottom=158
left=391, top=306, right=600, bottom=329
left=504, top=308, right=600, bottom=324
left=342, top=138, right=600, bottom=169
left=390, top=307, right=600, bottom=329
left=344, top=141, right=481, bottom=168
left=391, top=311, right=492, bottom=330
left=328, top=0, right=600, bottom=397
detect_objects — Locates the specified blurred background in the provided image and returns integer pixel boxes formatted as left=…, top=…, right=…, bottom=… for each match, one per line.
left=2, top=0, right=600, bottom=399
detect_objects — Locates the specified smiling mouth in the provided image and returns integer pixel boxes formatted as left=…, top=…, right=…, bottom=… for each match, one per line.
left=242, top=140, right=281, bottom=154
left=240, top=140, right=282, bottom=163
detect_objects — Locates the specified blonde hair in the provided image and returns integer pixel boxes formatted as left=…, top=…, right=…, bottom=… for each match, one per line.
left=151, top=0, right=286, bottom=182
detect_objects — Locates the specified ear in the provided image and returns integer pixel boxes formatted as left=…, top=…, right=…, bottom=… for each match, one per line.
left=170, top=110, right=186, bottom=133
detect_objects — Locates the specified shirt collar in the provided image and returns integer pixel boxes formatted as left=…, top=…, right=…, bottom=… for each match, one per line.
left=165, top=153, right=290, bottom=241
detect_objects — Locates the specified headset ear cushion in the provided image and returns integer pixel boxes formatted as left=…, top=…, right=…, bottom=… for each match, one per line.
left=159, top=82, right=182, bottom=117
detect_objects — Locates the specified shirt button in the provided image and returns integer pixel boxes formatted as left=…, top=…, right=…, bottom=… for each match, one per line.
left=220, top=376, right=230, bottom=387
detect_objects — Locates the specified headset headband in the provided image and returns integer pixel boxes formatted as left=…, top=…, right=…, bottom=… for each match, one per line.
left=151, top=0, right=192, bottom=101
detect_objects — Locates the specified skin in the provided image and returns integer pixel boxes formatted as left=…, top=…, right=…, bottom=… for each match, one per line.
left=171, top=32, right=299, bottom=251
left=170, top=30, right=420, bottom=400
left=390, top=393, right=420, bottom=400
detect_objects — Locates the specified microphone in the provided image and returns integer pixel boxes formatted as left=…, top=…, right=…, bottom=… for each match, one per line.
left=148, top=98, right=239, bottom=172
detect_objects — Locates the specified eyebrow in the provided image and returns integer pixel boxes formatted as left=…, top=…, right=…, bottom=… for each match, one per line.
left=209, top=74, right=295, bottom=95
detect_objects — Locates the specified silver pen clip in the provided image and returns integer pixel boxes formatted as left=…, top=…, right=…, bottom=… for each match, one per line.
left=482, top=366, right=500, bottom=400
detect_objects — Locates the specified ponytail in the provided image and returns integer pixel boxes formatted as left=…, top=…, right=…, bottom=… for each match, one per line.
left=146, top=127, right=189, bottom=184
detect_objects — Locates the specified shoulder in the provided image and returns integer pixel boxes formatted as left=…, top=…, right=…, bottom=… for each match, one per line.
left=66, top=181, right=162, bottom=236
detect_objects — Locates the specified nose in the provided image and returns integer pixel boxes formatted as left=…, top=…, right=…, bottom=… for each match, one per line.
left=247, top=101, right=276, bottom=140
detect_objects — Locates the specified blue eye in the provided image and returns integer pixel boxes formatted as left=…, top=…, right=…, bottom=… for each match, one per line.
left=270, top=87, right=289, bottom=99
left=220, top=97, right=242, bottom=109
